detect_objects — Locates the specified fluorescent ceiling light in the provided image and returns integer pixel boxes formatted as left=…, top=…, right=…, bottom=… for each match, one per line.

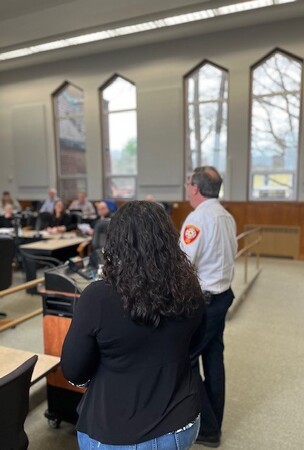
left=30, top=40, right=69, bottom=53
left=66, top=32, right=112, bottom=45
left=0, top=0, right=297, bottom=61
left=0, top=48, right=33, bottom=59
left=217, top=0, right=273, bottom=15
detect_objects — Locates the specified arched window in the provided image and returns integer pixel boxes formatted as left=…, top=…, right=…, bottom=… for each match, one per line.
left=53, top=81, right=87, bottom=199
left=185, top=61, right=228, bottom=197
left=249, top=49, right=302, bottom=201
left=100, top=75, right=137, bottom=199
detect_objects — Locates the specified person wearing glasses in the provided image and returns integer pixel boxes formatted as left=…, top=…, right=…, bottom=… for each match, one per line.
left=181, top=166, right=237, bottom=448
left=61, top=201, right=206, bottom=450
left=87, top=201, right=113, bottom=235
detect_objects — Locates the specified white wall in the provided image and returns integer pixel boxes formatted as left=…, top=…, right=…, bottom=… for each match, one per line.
left=1, top=16, right=304, bottom=201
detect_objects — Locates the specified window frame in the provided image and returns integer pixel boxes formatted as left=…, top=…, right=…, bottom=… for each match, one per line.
left=52, top=80, right=87, bottom=199
left=99, top=73, right=138, bottom=200
left=248, top=48, right=303, bottom=202
left=184, top=59, right=229, bottom=200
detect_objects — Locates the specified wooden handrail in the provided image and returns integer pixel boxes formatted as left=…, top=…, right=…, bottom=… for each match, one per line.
left=236, top=227, right=262, bottom=242
left=0, top=277, right=44, bottom=298
left=236, top=237, right=262, bottom=259
left=0, top=277, right=45, bottom=332
left=235, top=227, right=262, bottom=284
left=0, top=308, right=43, bottom=333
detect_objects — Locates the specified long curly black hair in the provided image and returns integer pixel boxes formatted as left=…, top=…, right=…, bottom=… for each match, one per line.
left=103, top=201, right=202, bottom=327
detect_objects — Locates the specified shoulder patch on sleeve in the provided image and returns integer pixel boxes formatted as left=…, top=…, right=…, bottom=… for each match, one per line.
left=183, top=224, right=201, bottom=245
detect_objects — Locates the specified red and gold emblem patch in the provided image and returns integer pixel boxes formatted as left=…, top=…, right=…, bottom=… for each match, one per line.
left=183, top=224, right=200, bottom=245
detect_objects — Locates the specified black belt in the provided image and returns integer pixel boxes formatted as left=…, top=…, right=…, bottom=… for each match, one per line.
left=204, top=289, right=230, bottom=305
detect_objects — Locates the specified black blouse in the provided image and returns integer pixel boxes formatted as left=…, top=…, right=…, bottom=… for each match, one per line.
left=61, top=281, right=205, bottom=445
left=46, top=213, right=76, bottom=231
left=0, top=216, right=14, bottom=228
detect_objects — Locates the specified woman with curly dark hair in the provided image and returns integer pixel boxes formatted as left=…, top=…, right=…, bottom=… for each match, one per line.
left=61, top=201, right=206, bottom=450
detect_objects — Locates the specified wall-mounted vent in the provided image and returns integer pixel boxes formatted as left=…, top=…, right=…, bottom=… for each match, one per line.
left=244, top=225, right=300, bottom=259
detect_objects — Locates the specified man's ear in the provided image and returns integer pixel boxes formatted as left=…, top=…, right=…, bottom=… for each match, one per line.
left=193, top=185, right=200, bottom=195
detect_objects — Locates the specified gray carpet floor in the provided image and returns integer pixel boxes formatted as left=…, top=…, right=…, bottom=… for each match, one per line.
left=0, top=257, right=303, bottom=449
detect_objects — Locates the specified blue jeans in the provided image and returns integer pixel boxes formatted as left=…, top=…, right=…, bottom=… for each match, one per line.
left=77, top=416, right=200, bottom=450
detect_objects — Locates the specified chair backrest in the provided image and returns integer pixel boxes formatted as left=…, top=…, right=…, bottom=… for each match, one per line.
left=0, top=235, right=14, bottom=291
left=92, top=219, right=111, bottom=250
left=35, top=212, right=52, bottom=231
left=19, top=248, right=62, bottom=293
left=89, top=219, right=111, bottom=268
left=69, top=211, right=82, bottom=225
left=92, top=218, right=111, bottom=251
left=0, top=355, right=38, bottom=450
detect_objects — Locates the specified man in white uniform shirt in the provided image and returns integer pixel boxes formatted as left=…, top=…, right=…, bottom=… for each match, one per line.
left=180, top=166, right=237, bottom=448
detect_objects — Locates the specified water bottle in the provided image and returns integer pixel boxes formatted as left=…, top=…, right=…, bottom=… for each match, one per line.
left=96, top=264, right=103, bottom=280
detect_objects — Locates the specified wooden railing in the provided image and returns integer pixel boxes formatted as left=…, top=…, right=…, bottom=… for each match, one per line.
left=227, top=227, right=262, bottom=317
left=0, top=277, right=44, bottom=333
left=236, top=227, right=262, bottom=284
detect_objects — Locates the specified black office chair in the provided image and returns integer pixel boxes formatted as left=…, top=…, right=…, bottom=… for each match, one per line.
left=0, top=355, right=38, bottom=450
left=89, top=218, right=111, bottom=268
left=19, top=249, right=62, bottom=295
left=0, top=235, right=15, bottom=317
left=92, top=218, right=111, bottom=250
left=69, top=211, right=82, bottom=226
left=35, top=212, right=52, bottom=231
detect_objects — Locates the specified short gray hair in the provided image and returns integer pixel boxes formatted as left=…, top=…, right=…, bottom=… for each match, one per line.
left=191, top=166, right=222, bottom=198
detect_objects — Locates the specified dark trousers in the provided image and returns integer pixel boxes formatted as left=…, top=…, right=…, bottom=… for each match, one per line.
left=192, top=288, right=234, bottom=437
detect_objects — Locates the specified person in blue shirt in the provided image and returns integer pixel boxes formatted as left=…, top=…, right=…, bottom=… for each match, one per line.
left=39, top=188, right=59, bottom=214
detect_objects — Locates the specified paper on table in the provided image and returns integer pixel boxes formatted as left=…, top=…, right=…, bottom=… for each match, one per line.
left=0, top=228, right=14, bottom=234
left=78, top=223, right=92, bottom=234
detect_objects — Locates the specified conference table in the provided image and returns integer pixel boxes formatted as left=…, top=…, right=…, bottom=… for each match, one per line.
left=19, top=233, right=89, bottom=293
left=19, top=235, right=87, bottom=253
left=0, top=346, right=60, bottom=386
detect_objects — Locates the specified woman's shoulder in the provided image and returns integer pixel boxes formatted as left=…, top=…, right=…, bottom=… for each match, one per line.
left=78, top=280, right=121, bottom=318
left=81, top=280, right=117, bottom=301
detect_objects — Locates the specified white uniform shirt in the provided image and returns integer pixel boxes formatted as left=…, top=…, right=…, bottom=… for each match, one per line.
left=180, top=199, right=237, bottom=294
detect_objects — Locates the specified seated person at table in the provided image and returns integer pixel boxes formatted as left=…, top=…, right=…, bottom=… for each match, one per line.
left=1, top=190, right=22, bottom=214
left=39, top=188, right=59, bottom=214
left=96, top=201, right=112, bottom=220
left=0, top=204, right=15, bottom=228
left=68, top=192, right=96, bottom=219
left=86, top=201, right=112, bottom=235
left=44, top=200, right=76, bottom=234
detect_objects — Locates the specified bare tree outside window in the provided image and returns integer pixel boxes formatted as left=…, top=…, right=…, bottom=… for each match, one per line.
left=53, top=82, right=87, bottom=199
left=100, top=75, right=137, bottom=199
left=185, top=62, right=228, bottom=198
left=250, top=50, right=302, bottom=200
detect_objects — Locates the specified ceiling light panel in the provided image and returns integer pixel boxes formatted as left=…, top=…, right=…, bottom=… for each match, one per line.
left=30, top=40, right=69, bottom=53
left=0, top=0, right=298, bottom=61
